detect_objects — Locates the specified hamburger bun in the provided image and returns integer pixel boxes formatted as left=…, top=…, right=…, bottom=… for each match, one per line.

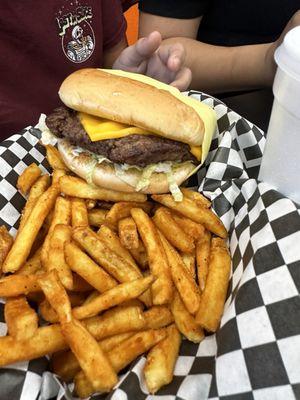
left=58, top=68, right=205, bottom=146
left=58, top=139, right=196, bottom=194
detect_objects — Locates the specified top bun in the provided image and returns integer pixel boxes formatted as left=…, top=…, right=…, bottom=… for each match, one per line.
left=58, top=68, right=204, bottom=146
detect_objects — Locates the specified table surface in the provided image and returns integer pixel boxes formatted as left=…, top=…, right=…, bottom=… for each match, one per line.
left=218, top=88, right=274, bottom=133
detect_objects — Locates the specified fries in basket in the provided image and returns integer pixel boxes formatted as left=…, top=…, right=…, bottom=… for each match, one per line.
left=0, top=153, right=231, bottom=397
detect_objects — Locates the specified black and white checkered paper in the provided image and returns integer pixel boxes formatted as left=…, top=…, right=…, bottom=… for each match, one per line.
left=0, top=92, right=299, bottom=400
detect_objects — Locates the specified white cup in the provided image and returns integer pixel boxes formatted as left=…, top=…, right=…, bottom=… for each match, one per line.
left=258, top=26, right=300, bottom=203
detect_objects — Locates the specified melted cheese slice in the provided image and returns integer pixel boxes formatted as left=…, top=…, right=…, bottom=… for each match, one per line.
left=80, top=69, right=216, bottom=164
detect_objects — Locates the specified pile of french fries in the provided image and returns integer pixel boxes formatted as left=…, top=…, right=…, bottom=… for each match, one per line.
left=0, top=144, right=231, bottom=398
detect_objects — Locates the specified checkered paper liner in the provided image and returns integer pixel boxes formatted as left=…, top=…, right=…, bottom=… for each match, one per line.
left=0, top=92, right=299, bottom=400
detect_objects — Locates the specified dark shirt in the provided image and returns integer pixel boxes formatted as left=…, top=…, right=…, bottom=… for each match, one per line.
left=139, top=0, right=300, bottom=46
left=0, top=1, right=135, bottom=140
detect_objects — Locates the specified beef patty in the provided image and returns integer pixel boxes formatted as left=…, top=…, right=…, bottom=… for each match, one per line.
left=46, top=106, right=197, bottom=167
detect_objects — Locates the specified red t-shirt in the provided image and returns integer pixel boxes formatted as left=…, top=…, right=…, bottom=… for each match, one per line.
left=0, top=1, right=134, bottom=140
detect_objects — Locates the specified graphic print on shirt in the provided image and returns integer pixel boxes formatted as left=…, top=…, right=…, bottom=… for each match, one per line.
left=56, top=2, right=95, bottom=63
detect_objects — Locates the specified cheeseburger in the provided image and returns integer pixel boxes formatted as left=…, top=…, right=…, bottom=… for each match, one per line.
left=42, top=68, right=216, bottom=199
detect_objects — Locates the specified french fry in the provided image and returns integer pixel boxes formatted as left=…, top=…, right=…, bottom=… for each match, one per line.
left=105, top=201, right=153, bottom=229
left=65, top=241, right=117, bottom=293
left=45, top=144, right=68, bottom=170
left=172, top=213, right=205, bottom=240
left=40, top=196, right=71, bottom=268
left=52, top=332, right=135, bottom=382
left=83, top=290, right=100, bottom=305
left=181, top=252, right=196, bottom=280
left=17, top=163, right=42, bottom=195
left=60, top=175, right=147, bottom=202
left=52, top=168, right=67, bottom=185
left=196, top=230, right=211, bottom=291
left=3, top=184, right=60, bottom=273
left=159, top=232, right=200, bottom=315
left=74, top=329, right=167, bottom=397
left=72, top=273, right=94, bottom=292
left=47, top=224, right=73, bottom=290
left=71, top=198, right=89, bottom=227
left=131, top=208, right=173, bottom=305
left=18, top=175, right=50, bottom=232
left=72, top=276, right=153, bottom=320
left=73, top=226, right=151, bottom=306
left=152, top=194, right=227, bottom=238
left=0, top=274, right=40, bottom=297
left=38, top=271, right=72, bottom=323
left=181, top=188, right=211, bottom=208
left=0, top=324, right=67, bottom=366
left=86, top=199, right=96, bottom=210
left=88, top=209, right=107, bottom=227
left=62, top=319, right=118, bottom=393
left=39, top=298, right=59, bottom=323
left=83, top=305, right=146, bottom=340
left=4, top=296, right=38, bottom=340
left=144, top=324, right=181, bottom=394
left=16, top=247, right=42, bottom=275
left=144, top=306, right=174, bottom=329
left=171, top=290, right=204, bottom=343
left=98, top=224, right=139, bottom=272
left=128, top=238, right=148, bottom=270
left=0, top=225, right=13, bottom=273
left=195, top=238, right=231, bottom=332
left=118, top=217, right=139, bottom=249
left=153, top=208, right=195, bottom=253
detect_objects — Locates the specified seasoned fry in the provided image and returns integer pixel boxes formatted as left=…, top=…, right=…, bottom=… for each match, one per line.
left=88, top=209, right=107, bottom=227
left=0, top=324, right=66, bottom=366
left=171, top=290, right=204, bottom=343
left=0, top=274, right=40, bottom=297
left=62, top=319, right=117, bottom=393
left=15, top=248, right=42, bottom=275
left=38, top=271, right=72, bottom=323
left=181, top=188, right=211, bottom=208
left=45, top=144, right=68, bottom=170
left=144, top=306, right=174, bottom=329
left=153, top=207, right=194, bottom=253
left=196, top=230, right=211, bottom=291
left=17, top=163, right=42, bottom=195
left=181, top=252, right=196, bottom=280
left=71, top=198, right=89, bottom=227
left=73, top=226, right=151, bottom=306
left=195, top=238, right=231, bottom=332
left=74, top=329, right=167, bottom=397
left=172, top=213, right=205, bottom=240
left=46, top=224, right=73, bottom=290
left=105, top=201, right=153, bottom=229
left=65, top=241, right=117, bottom=292
left=40, top=196, right=71, bottom=268
left=131, top=208, right=173, bottom=305
left=83, top=305, right=146, bottom=340
left=144, top=324, right=181, bottom=394
left=3, top=185, right=60, bottom=273
left=39, top=299, right=59, bottom=323
left=128, top=239, right=149, bottom=270
left=118, top=217, right=139, bottom=249
left=159, top=232, right=200, bottom=315
left=72, top=276, right=153, bottom=320
left=52, top=169, right=67, bottom=185
left=152, top=194, right=227, bottom=238
left=0, top=225, right=13, bottom=272
left=4, top=296, right=38, bottom=340
left=98, top=224, right=138, bottom=271
left=18, top=175, right=50, bottom=232
left=72, top=273, right=94, bottom=292
left=60, top=175, right=147, bottom=202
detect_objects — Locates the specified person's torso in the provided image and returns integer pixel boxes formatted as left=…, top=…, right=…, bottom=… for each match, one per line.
left=199, top=0, right=300, bottom=45
left=0, top=0, right=125, bottom=139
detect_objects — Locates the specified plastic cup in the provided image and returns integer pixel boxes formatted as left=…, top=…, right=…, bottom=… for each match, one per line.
left=258, top=26, right=300, bottom=203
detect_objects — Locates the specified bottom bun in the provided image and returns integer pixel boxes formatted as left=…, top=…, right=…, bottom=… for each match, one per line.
left=58, top=139, right=196, bottom=194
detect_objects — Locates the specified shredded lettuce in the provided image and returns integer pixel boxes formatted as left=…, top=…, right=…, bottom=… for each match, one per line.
left=166, top=170, right=183, bottom=202
left=136, top=164, right=157, bottom=191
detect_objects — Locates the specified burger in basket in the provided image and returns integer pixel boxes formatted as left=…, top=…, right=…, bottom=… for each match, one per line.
left=39, top=68, right=216, bottom=199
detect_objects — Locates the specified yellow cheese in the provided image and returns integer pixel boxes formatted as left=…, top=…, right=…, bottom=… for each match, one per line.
left=78, top=112, right=150, bottom=141
left=190, top=146, right=202, bottom=161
